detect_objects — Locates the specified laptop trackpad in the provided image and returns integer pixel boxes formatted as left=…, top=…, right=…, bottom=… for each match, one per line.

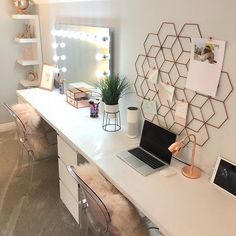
left=137, top=165, right=156, bottom=176
left=125, top=155, right=144, bottom=168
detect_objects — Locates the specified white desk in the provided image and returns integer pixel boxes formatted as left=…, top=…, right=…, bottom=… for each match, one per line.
left=17, top=88, right=236, bottom=236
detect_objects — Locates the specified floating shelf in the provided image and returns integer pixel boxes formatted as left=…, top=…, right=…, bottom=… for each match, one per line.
left=12, top=14, right=37, bottom=20
left=17, top=58, right=40, bottom=66
left=15, top=38, right=38, bottom=43
left=20, top=78, right=40, bottom=88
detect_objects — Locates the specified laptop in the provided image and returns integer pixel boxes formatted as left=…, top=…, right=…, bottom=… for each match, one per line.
left=117, top=120, right=176, bottom=176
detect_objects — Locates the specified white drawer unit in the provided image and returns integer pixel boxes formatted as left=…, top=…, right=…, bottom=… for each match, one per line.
left=58, top=158, right=79, bottom=201
left=59, top=180, right=79, bottom=223
left=57, top=135, right=80, bottom=223
left=57, top=135, right=78, bottom=166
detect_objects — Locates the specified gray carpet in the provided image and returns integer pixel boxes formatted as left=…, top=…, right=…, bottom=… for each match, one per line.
left=0, top=130, right=80, bottom=236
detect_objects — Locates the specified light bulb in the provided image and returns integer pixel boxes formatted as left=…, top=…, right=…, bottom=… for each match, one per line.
left=61, top=30, right=67, bottom=38
left=73, top=32, right=80, bottom=39
left=95, top=53, right=110, bottom=61
left=52, top=42, right=58, bottom=49
left=51, top=29, right=56, bottom=35
left=53, top=55, right=59, bottom=62
left=61, top=67, right=67, bottom=73
left=60, top=42, right=66, bottom=48
left=80, top=33, right=87, bottom=41
left=54, top=67, right=60, bottom=73
left=61, top=55, right=66, bottom=61
left=95, top=53, right=104, bottom=61
left=96, top=70, right=103, bottom=78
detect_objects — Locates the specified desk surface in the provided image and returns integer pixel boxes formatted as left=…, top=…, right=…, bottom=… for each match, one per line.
left=17, top=88, right=236, bottom=236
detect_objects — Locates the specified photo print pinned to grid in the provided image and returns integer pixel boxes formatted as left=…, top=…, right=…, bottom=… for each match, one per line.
left=175, top=100, right=188, bottom=126
left=159, top=82, right=175, bottom=102
left=186, top=38, right=226, bottom=97
left=142, top=100, right=157, bottom=117
left=194, top=41, right=219, bottom=64
left=147, top=68, right=160, bottom=84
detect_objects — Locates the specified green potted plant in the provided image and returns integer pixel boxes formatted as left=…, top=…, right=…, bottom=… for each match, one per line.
left=95, top=74, right=129, bottom=113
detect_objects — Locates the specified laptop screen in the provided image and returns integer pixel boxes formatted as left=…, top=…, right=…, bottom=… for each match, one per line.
left=140, top=120, right=176, bottom=164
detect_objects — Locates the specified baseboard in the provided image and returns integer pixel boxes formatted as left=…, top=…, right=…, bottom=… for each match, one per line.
left=0, top=122, right=16, bottom=132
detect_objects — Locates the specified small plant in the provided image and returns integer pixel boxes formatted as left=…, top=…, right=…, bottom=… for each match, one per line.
left=95, top=74, right=129, bottom=105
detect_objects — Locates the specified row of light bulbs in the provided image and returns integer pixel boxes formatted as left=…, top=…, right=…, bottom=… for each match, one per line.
left=54, top=66, right=109, bottom=78
left=52, top=42, right=66, bottom=49
left=51, top=29, right=110, bottom=44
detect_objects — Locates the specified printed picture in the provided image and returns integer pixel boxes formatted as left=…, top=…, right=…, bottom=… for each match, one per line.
left=194, top=41, right=219, bottom=64
left=186, top=38, right=225, bottom=97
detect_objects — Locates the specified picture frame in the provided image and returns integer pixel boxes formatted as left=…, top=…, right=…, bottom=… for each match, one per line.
left=40, top=64, right=55, bottom=91
left=210, top=156, right=236, bottom=198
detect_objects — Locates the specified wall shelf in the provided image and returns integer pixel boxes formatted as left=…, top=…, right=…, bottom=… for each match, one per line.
left=20, top=78, right=40, bottom=87
left=12, top=14, right=38, bottom=20
left=17, top=58, right=40, bottom=66
left=15, top=38, right=38, bottom=43
left=12, top=14, right=42, bottom=88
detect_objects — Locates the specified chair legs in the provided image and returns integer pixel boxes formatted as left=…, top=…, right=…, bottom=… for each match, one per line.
left=16, top=144, right=24, bottom=177
left=26, top=150, right=35, bottom=196
left=78, top=188, right=89, bottom=236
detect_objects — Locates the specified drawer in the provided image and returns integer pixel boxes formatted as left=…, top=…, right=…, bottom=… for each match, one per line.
left=57, top=135, right=78, bottom=166
left=58, top=158, right=79, bottom=201
left=59, top=180, right=79, bottom=224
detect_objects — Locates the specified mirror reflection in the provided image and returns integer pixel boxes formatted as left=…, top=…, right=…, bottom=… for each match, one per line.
left=51, top=24, right=113, bottom=85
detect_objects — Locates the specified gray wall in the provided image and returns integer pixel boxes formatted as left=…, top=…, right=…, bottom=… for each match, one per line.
left=0, top=1, right=36, bottom=123
left=1, top=0, right=236, bottom=173
left=38, top=0, right=236, bottom=173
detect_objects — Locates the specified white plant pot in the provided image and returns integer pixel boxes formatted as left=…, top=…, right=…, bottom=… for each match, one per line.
left=104, top=104, right=119, bottom=113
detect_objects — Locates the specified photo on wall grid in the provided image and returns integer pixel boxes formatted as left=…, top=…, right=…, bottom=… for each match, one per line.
left=186, top=38, right=226, bottom=97
left=194, top=41, right=219, bottom=64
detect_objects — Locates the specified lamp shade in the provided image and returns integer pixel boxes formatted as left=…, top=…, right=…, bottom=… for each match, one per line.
left=168, top=134, right=201, bottom=179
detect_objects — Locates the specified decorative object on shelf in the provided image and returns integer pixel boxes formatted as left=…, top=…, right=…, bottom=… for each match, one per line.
left=134, top=22, right=233, bottom=146
left=95, top=74, right=129, bottom=131
left=66, top=87, right=90, bottom=108
left=89, top=99, right=100, bottom=118
left=13, top=0, right=30, bottom=14
left=127, top=107, right=140, bottom=138
left=168, top=134, right=201, bottom=179
left=40, top=64, right=55, bottom=91
left=26, top=71, right=38, bottom=81
left=16, top=24, right=33, bottom=39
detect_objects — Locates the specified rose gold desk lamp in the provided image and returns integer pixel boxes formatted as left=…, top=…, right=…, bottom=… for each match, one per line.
left=168, top=134, right=201, bottom=179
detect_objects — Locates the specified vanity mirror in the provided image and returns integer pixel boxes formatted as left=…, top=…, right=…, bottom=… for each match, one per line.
left=51, top=24, right=113, bottom=86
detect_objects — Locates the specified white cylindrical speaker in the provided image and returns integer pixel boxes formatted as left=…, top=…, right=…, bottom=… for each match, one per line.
left=127, top=107, right=139, bottom=138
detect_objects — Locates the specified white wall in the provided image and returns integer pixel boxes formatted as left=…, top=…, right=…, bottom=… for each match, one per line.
left=0, top=1, right=36, bottom=124
left=38, top=0, right=236, bottom=174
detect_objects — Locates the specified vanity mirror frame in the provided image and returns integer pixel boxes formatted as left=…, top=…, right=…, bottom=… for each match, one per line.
left=51, top=23, right=114, bottom=86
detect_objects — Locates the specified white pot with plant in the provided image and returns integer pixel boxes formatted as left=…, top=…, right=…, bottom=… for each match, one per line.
left=96, top=73, right=129, bottom=121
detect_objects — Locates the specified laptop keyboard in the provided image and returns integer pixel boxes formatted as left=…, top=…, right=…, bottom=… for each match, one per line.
left=128, top=148, right=165, bottom=169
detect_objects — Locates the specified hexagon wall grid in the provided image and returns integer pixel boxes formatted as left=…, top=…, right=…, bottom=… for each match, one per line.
left=134, top=22, right=233, bottom=146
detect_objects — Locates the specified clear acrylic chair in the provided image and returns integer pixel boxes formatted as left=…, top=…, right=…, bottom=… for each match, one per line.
left=67, top=165, right=160, bottom=236
left=67, top=165, right=112, bottom=236
left=3, top=103, right=39, bottom=195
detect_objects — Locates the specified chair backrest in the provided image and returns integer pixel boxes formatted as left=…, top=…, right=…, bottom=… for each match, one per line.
left=67, top=165, right=111, bottom=234
left=2, top=103, right=32, bottom=152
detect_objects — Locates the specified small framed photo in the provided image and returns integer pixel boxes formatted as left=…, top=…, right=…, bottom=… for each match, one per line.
left=40, top=64, right=55, bottom=91
left=210, top=156, right=236, bottom=198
